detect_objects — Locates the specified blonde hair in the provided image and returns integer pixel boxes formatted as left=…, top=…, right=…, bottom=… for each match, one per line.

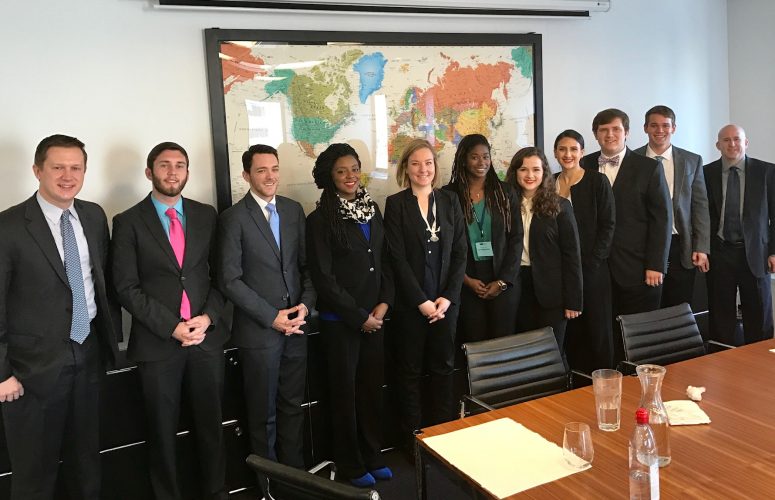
left=395, top=138, right=440, bottom=189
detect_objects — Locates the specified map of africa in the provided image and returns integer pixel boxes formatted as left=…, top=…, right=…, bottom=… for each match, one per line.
left=219, top=41, right=536, bottom=212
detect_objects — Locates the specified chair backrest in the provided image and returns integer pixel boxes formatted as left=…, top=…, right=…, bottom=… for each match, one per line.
left=245, top=454, right=380, bottom=500
left=462, top=327, right=568, bottom=409
left=618, top=302, right=706, bottom=366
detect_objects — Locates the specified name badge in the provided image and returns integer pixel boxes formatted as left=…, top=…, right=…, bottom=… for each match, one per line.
left=475, top=241, right=494, bottom=258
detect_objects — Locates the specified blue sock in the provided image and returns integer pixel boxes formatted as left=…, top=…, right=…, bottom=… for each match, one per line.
left=370, top=466, right=393, bottom=480
left=350, top=472, right=376, bottom=487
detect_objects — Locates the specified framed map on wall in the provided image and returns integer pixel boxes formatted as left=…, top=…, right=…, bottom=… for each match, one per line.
left=204, top=29, right=542, bottom=213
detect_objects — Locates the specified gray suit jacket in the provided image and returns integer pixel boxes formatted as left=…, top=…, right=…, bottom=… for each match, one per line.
left=634, top=145, right=710, bottom=268
left=216, top=193, right=315, bottom=348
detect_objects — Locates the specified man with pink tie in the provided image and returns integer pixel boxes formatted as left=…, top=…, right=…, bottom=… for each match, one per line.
left=112, top=142, right=229, bottom=500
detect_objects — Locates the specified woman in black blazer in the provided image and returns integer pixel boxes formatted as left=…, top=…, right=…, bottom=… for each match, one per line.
left=554, top=130, right=616, bottom=372
left=384, top=138, right=467, bottom=442
left=307, top=143, right=394, bottom=487
left=443, top=134, right=523, bottom=343
left=505, top=147, right=582, bottom=359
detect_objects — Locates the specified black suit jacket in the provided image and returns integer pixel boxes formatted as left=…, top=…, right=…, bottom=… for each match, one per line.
left=634, top=144, right=710, bottom=268
left=0, top=195, right=119, bottom=395
left=112, top=194, right=226, bottom=362
left=704, top=156, right=775, bottom=277
left=306, top=204, right=394, bottom=331
left=442, top=181, right=523, bottom=286
left=581, top=148, right=672, bottom=287
left=383, top=188, right=467, bottom=310
left=216, top=193, right=315, bottom=349
left=525, top=198, right=583, bottom=311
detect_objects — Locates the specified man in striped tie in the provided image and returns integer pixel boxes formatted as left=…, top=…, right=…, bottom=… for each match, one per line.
left=0, top=134, right=120, bottom=499
left=112, top=142, right=229, bottom=500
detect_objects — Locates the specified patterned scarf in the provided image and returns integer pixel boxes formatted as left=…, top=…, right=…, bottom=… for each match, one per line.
left=338, top=189, right=376, bottom=223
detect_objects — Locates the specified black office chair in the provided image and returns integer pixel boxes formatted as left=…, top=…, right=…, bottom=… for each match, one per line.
left=245, top=454, right=380, bottom=500
left=460, top=327, right=572, bottom=417
left=617, top=302, right=734, bottom=373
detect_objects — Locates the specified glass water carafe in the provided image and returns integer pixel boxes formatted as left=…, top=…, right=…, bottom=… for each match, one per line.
left=636, top=364, right=671, bottom=467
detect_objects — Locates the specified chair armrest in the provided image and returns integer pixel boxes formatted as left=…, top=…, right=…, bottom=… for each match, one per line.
left=569, top=369, right=593, bottom=388
left=616, top=360, right=638, bottom=376
left=308, top=460, right=336, bottom=480
left=705, top=340, right=735, bottom=352
left=459, top=394, right=496, bottom=418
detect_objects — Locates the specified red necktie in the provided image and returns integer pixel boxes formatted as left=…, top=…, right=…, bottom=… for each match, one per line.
left=166, top=208, right=191, bottom=320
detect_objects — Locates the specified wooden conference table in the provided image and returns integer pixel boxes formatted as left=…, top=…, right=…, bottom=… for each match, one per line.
left=415, top=339, right=775, bottom=499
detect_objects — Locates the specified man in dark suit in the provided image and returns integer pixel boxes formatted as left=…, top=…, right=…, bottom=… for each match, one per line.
left=581, top=108, right=672, bottom=362
left=112, top=142, right=228, bottom=500
left=217, top=144, right=315, bottom=469
left=705, top=124, right=775, bottom=345
left=634, top=105, right=710, bottom=308
left=0, top=134, right=119, bottom=500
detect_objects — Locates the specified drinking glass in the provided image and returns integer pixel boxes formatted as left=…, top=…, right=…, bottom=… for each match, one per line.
left=592, top=368, right=623, bottom=431
left=563, top=422, right=594, bottom=469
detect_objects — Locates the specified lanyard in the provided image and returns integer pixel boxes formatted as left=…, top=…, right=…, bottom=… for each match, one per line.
left=472, top=201, right=486, bottom=239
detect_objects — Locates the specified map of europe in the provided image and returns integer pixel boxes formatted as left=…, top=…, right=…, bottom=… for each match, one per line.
left=219, top=41, right=535, bottom=211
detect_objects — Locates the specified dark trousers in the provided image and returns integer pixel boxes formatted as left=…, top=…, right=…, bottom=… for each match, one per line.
left=322, top=320, right=384, bottom=478
left=2, top=333, right=100, bottom=500
left=611, top=274, right=662, bottom=365
left=458, top=285, right=519, bottom=344
left=239, top=335, right=307, bottom=469
left=391, top=306, right=458, bottom=438
left=707, top=238, right=774, bottom=345
left=661, top=235, right=697, bottom=308
left=516, top=266, right=567, bottom=355
left=137, top=346, right=226, bottom=500
left=566, top=261, right=614, bottom=372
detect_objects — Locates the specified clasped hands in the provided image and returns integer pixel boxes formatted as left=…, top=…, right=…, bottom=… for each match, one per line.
left=272, top=304, right=308, bottom=336
left=418, top=297, right=451, bottom=323
left=361, top=303, right=389, bottom=333
left=465, top=276, right=503, bottom=300
left=172, top=313, right=211, bottom=347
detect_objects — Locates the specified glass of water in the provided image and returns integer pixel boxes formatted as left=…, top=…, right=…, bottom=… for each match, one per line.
left=591, top=369, right=623, bottom=431
left=563, top=422, right=594, bottom=469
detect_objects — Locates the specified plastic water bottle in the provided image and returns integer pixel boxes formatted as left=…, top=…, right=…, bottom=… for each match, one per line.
left=629, top=407, right=659, bottom=500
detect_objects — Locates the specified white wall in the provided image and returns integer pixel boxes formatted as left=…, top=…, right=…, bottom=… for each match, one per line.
left=0, top=0, right=728, bottom=218
left=727, top=0, right=775, bottom=160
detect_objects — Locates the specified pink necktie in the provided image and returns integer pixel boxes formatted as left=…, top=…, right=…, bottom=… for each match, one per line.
left=166, top=208, right=191, bottom=320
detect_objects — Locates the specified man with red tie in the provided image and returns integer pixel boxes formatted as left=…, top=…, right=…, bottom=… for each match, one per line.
left=112, top=142, right=229, bottom=500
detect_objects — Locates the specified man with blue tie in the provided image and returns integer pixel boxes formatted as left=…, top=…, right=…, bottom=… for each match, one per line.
left=704, top=125, right=775, bottom=345
left=112, top=142, right=228, bottom=500
left=217, top=144, right=315, bottom=470
left=0, top=134, right=120, bottom=499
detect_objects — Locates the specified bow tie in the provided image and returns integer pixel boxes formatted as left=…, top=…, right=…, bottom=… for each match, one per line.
left=598, top=155, right=620, bottom=167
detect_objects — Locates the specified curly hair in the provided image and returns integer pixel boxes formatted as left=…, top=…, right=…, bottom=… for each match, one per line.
left=448, top=134, right=511, bottom=232
left=312, top=143, right=362, bottom=248
left=505, top=147, right=561, bottom=218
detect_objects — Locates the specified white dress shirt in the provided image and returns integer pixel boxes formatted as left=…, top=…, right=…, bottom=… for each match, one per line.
left=599, top=147, right=626, bottom=187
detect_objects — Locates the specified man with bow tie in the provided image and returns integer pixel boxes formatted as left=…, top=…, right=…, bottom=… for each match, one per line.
left=581, top=108, right=672, bottom=364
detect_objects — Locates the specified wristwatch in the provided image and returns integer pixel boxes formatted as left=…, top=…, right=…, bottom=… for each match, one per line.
left=497, top=280, right=508, bottom=291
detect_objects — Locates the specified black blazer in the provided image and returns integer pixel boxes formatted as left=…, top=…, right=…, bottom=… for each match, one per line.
left=383, top=188, right=467, bottom=310
left=112, top=194, right=226, bottom=362
left=217, top=193, right=315, bottom=348
left=0, top=195, right=120, bottom=395
left=306, top=204, right=394, bottom=331
left=442, top=181, right=523, bottom=286
left=525, top=198, right=583, bottom=311
left=554, top=170, right=615, bottom=273
left=705, top=156, right=775, bottom=277
left=581, top=148, right=672, bottom=287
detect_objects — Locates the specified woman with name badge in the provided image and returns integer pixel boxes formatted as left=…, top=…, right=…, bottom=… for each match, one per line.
left=307, top=144, right=394, bottom=487
left=384, top=138, right=467, bottom=444
left=506, top=147, right=583, bottom=361
left=443, top=134, right=522, bottom=344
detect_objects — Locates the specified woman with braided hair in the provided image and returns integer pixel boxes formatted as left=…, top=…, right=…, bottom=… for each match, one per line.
left=443, top=134, right=523, bottom=343
left=306, top=143, right=394, bottom=487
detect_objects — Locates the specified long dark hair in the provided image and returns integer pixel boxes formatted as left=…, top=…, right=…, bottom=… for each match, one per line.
left=448, top=134, right=512, bottom=232
left=312, top=143, right=362, bottom=248
left=505, top=147, right=561, bottom=218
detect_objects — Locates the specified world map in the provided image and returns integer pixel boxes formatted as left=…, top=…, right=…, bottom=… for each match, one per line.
left=219, top=41, right=535, bottom=212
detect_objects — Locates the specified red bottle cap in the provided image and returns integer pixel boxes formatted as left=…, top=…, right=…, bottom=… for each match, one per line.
left=636, top=407, right=650, bottom=424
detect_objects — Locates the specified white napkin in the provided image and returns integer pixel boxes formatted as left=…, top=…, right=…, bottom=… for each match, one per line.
left=664, top=400, right=711, bottom=425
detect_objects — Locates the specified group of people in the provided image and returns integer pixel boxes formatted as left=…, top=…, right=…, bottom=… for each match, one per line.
left=0, top=103, right=773, bottom=499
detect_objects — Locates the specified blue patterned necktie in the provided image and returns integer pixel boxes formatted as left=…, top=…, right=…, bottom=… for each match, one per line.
left=61, top=209, right=91, bottom=343
left=266, top=202, right=281, bottom=248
